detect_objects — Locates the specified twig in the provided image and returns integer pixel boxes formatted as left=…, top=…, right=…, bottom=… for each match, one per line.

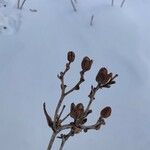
left=90, top=15, right=94, bottom=26
left=58, top=124, right=72, bottom=132
left=111, top=0, right=114, bottom=6
left=80, top=117, right=105, bottom=132
left=60, top=113, right=70, bottom=123
left=59, top=139, right=65, bottom=150
left=120, top=0, right=126, bottom=8
left=70, top=0, right=77, bottom=12
left=65, top=70, right=85, bottom=96
left=58, top=105, right=66, bottom=121
left=47, top=132, right=57, bottom=150
left=29, top=9, right=38, bottom=12
left=17, top=0, right=20, bottom=9
left=84, top=74, right=118, bottom=117
left=84, top=84, right=99, bottom=116
left=53, top=62, right=71, bottom=129
left=58, top=131, right=73, bottom=150
left=20, top=0, right=27, bottom=9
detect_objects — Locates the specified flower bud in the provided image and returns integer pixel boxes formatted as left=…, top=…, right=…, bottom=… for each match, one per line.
left=96, top=67, right=112, bottom=85
left=67, top=51, right=75, bottom=62
left=70, top=103, right=84, bottom=120
left=100, top=106, right=112, bottom=118
left=81, top=56, right=93, bottom=72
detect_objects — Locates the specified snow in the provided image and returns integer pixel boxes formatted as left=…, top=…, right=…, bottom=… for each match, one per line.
left=0, top=0, right=150, bottom=150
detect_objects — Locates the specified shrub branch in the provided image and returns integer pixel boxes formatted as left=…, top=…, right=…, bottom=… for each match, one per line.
left=43, top=51, right=118, bottom=150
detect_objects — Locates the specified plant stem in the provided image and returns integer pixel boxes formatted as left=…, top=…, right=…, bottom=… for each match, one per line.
left=53, top=62, right=71, bottom=129
left=59, top=139, right=66, bottom=150
left=90, top=15, right=94, bottom=26
left=120, top=0, right=126, bottom=7
left=60, top=113, right=70, bottom=123
left=53, top=95, right=64, bottom=129
left=58, top=131, right=72, bottom=150
left=47, top=132, right=57, bottom=150
left=111, top=0, right=114, bottom=6
left=17, top=0, right=20, bottom=9
left=65, top=71, right=85, bottom=96
left=84, top=84, right=99, bottom=115
left=70, top=0, right=77, bottom=12
left=58, top=105, right=66, bottom=120
left=20, top=0, right=27, bottom=9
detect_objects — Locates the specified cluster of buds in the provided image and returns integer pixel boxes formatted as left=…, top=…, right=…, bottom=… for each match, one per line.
left=43, top=51, right=118, bottom=150
left=68, top=51, right=93, bottom=72
left=67, top=51, right=93, bottom=72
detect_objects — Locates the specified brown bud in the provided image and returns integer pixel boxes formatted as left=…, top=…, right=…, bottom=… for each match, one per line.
left=81, top=56, right=93, bottom=72
left=75, top=103, right=84, bottom=119
left=67, top=51, right=75, bottom=62
left=70, top=103, right=84, bottom=120
left=100, top=106, right=112, bottom=118
left=76, top=103, right=84, bottom=110
left=96, top=67, right=112, bottom=85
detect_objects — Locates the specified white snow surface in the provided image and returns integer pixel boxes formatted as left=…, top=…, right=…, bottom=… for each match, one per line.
left=0, top=0, right=150, bottom=150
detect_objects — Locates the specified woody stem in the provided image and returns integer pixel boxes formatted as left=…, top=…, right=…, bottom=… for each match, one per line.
left=47, top=132, right=57, bottom=150
left=59, top=139, right=66, bottom=150
left=84, top=84, right=99, bottom=115
left=53, top=63, right=71, bottom=129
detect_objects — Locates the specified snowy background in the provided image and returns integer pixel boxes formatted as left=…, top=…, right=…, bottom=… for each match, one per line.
left=0, top=0, right=150, bottom=149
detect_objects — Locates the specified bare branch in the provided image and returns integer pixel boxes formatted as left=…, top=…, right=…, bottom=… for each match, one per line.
left=58, top=131, right=73, bottom=150
left=17, top=0, right=20, bottom=9
left=120, top=0, right=126, bottom=8
left=65, top=70, right=85, bottom=96
left=60, top=113, right=70, bottom=123
left=85, top=73, right=118, bottom=117
left=47, top=132, right=57, bottom=150
left=111, top=0, right=114, bottom=6
left=70, top=0, right=77, bottom=12
left=90, top=14, right=94, bottom=26
left=80, top=117, right=105, bottom=132
left=53, top=62, right=71, bottom=129
left=58, top=105, right=66, bottom=121
left=47, top=124, right=72, bottom=150
left=20, top=0, right=27, bottom=9
left=29, top=9, right=38, bottom=12
left=84, top=84, right=99, bottom=116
